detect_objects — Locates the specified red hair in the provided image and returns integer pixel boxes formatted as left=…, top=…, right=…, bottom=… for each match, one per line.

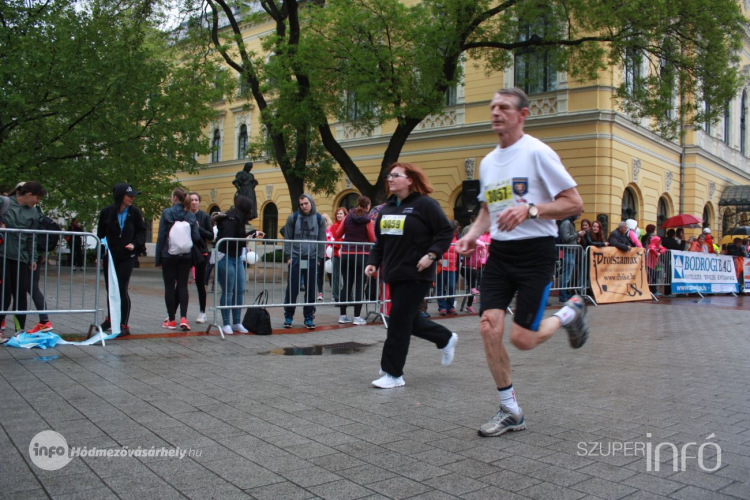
left=387, top=163, right=433, bottom=196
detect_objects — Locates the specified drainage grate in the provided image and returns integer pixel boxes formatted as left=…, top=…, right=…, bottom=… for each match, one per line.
left=260, top=341, right=373, bottom=356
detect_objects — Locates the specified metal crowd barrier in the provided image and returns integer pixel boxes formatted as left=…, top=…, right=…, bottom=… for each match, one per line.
left=207, top=238, right=383, bottom=338
left=0, top=228, right=106, bottom=343
left=645, top=248, right=672, bottom=300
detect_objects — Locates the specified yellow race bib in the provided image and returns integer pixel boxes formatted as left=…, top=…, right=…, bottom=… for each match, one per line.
left=380, top=215, right=406, bottom=235
left=485, top=180, right=513, bottom=214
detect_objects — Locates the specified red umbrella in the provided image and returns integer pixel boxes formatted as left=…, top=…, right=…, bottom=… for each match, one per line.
left=661, top=214, right=704, bottom=229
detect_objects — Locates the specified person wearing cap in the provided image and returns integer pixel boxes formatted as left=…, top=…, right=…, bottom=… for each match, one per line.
left=702, top=227, right=716, bottom=254
left=97, top=183, right=147, bottom=337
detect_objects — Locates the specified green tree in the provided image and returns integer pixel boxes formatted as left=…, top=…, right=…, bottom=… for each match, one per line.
left=0, top=0, right=231, bottom=224
left=189, top=0, right=745, bottom=205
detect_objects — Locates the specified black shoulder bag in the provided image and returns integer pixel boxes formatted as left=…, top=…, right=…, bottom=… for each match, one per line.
left=242, top=290, right=272, bottom=335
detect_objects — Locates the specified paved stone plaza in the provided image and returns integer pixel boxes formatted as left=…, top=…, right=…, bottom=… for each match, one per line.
left=0, top=268, right=749, bottom=499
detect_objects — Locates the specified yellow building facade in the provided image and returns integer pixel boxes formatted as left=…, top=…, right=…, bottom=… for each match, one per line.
left=176, top=11, right=750, bottom=241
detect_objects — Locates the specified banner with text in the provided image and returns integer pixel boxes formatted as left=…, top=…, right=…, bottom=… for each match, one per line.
left=589, top=247, right=649, bottom=304
left=670, top=250, right=738, bottom=294
left=743, top=257, right=749, bottom=290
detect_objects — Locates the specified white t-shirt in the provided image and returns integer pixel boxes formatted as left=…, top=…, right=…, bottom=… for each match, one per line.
left=478, top=134, right=577, bottom=241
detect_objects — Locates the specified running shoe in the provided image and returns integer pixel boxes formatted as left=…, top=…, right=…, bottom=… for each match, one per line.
left=466, top=306, right=477, bottom=314
left=338, top=315, right=353, bottom=324
left=438, top=309, right=447, bottom=316
left=447, top=309, right=457, bottom=315
left=180, top=317, right=191, bottom=331
left=196, top=312, right=207, bottom=324
left=0, top=333, right=9, bottom=345
left=161, top=318, right=172, bottom=329
left=232, top=324, right=249, bottom=333
left=317, top=292, right=323, bottom=301
left=119, top=325, right=131, bottom=337
left=563, top=295, right=589, bottom=349
left=100, top=318, right=111, bottom=331
left=471, top=288, right=480, bottom=295
left=26, top=322, right=53, bottom=334
left=1, top=319, right=6, bottom=331
left=304, top=318, right=316, bottom=330
left=441, top=333, right=458, bottom=366
left=478, top=405, right=526, bottom=437
left=222, top=325, right=233, bottom=335
left=372, top=373, right=405, bottom=389
left=353, top=317, right=367, bottom=325
left=163, top=319, right=177, bottom=330
left=283, top=317, right=293, bottom=328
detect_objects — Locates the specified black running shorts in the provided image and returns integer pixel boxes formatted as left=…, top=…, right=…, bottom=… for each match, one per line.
left=479, top=237, right=556, bottom=331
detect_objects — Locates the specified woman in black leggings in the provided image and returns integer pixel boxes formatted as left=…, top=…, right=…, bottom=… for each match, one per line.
left=188, top=192, right=214, bottom=324
left=155, top=188, right=200, bottom=331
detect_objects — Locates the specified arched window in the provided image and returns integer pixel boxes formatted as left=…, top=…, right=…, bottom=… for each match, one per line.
left=657, top=197, right=669, bottom=237
left=338, top=193, right=360, bottom=211
left=238, top=124, right=248, bottom=159
left=702, top=204, right=712, bottom=230
left=208, top=205, right=220, bottom=215
left=211, top=129, right=221, bottom=163
left=262, top=203, right=278, bottom=239
left=453, top=193, right=470, bottom=230
left=724, top=102, right=730, bottom=145
left=621, top=188, right=637, bottom=220
left=741, top=90, right=747, bottom=155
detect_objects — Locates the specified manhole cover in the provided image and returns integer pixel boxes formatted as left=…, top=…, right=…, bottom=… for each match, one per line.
left=260, top=342, right=373, bottom=356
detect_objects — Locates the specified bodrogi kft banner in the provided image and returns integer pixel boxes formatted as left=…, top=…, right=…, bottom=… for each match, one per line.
left=670, top=250, right=739, bottom=294
left=589, top=247, right=650, bottom=304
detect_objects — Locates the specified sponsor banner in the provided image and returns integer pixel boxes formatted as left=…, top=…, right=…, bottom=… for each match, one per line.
left=743, top=257, right=750, bottom=290
left=589, top=247, right=650, bottom=304
left=670, top=250, right=738, bottom=294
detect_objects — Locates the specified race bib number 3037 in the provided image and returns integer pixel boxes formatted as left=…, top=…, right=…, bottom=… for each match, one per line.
left=380, top=215, right=406, bottom=236
left=485, top=180, right=513, bottom=214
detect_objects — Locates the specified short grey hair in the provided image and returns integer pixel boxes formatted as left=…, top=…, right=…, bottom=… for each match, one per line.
left=495, top=87, right=530, bottom=111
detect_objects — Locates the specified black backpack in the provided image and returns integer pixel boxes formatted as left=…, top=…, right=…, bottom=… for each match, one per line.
left=37, top=216, right=61, bottom=252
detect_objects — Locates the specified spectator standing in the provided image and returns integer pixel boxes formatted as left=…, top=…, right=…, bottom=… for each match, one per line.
left=189, top=192, right=214, bottom=324
left=329, top=207, right=347, bottom=303
left=97, top=184, right=147, bottom=336
left=625, top=219, right=644, bottom=248
left=155, top=188, right=201, bottom=331
left=608, top=221, right=636, bottom=251
left=557, top=214, right=578, bottom=302
left=67, top=218, right=85, bottom=270
left=640, top=224, right=656, bottom=248
left=282, top=194, right=327, bottom=329
left=461, top=231, right=489, bottom=314
left=660, top=228, right=682, bottom=295
left=317, top=213, right=334, bottom=301
left=365, top=163, right=457, bottom=389
left=0, top=182, right=46, bottom=342
left=436, top=220, right=460, bottom=315
left=703, top=228, right=716, bottom=253
left=676, top=228, right=687, bottom=250
left=335, top=196, right=375, bottom=325
left=214, top=196, right=262, bottom=335
left=584, top=220, right=609, bottom=250
left=689, top=233, right=709, bottom=253
left=646, top=235, right=666, bottom=295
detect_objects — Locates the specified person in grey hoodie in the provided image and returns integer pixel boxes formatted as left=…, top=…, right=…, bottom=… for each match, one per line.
left=557, top=214, right=579, bottom=302
left=155, top=188, right=201, bottom=331
left=0, top=181, right=46, bottom=341
left=282, top=194, right=327, bottom=329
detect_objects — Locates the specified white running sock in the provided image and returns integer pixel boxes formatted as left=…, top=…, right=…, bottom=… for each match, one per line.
left=498, top=385, right=520, bottom=414
left=554, top=305, right=576, bottom=326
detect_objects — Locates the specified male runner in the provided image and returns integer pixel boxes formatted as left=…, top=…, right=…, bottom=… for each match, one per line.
left=456, top=88, right=589, bottom=437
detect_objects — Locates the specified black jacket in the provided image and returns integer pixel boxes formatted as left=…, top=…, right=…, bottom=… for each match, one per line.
left=661, top=236, right=682, bottom=252
left=97, top=184, right=147, bottom=263
left=194, top=210, right=214, bottom=254
left=215, top=208, right=255, bottom=258
left=367, top=192, right=453, bottom=283
left=608, top=229, right=633, bottom=252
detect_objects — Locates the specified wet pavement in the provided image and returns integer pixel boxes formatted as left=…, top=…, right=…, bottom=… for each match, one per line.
left=0, top=268, right=749, bottom=499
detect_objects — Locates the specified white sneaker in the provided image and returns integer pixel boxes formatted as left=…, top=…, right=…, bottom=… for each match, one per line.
left=196, top=313, right=207, bottom=324
left=338, top=315, right=353, bottom=324
left=441, top=332, right=458, bottom=366
left=353, top=317, right=366, bottom=325
left=222, top=325, right=233, bottom=335
left=372, top=373, right=405, bottom=389
left=232, top=324, right=249, bottom=333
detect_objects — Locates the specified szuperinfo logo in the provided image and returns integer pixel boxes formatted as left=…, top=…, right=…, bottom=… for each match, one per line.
left=29, top=430, right=202, bottom=471
left=577, top=433, right=721, bottom=472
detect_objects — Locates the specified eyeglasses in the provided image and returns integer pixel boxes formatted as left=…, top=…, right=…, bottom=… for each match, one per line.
left=385, top=173, right=407, bottom=180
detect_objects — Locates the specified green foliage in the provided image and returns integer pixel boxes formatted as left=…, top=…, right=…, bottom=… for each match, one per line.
left=0, top=0, right=232, bottom=224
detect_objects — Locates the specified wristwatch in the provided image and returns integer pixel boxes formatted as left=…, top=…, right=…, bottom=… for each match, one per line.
left=527, top=203, right=539, bottom=219
left=427, top=253, right=436, bottom=261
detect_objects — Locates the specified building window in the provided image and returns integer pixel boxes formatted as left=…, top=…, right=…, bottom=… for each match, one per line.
left=704, top=101, right=712, bottom=135
left=238, top=75, right=250, bottom=97
left=445, top=85, right=458, bottom=106
left=338, top=193, right=360, bottom=211
left=624, top=48, right=644, bottom=95
left=657, top=197, right=669, bottom=237
left=741, top=90, right=747, bottom=155
left=514, top=20, right=558, bottom=95
left=238, top=124, right=248, bottom=159
left=262, top=203, right=278, bottom=239
left=621, top=188, right=637, bottom=220
left=724, top=103, right=730, bottom=145
left=211, top=129, right=221, bottom=163
left=702, top=204, right=712, bottom=230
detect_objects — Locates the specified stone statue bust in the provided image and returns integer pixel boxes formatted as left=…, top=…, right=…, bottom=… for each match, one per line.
left=233, top=162, right=258, bottom=220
